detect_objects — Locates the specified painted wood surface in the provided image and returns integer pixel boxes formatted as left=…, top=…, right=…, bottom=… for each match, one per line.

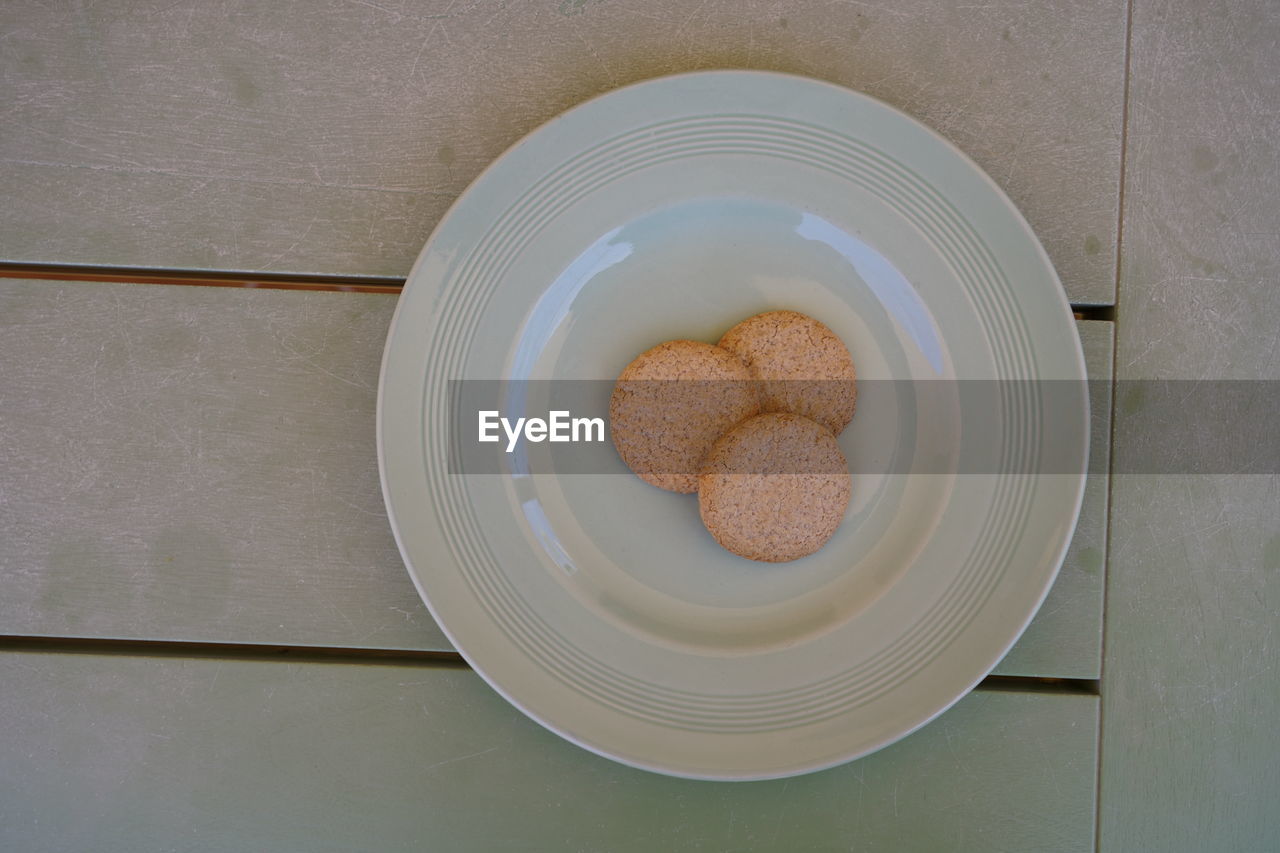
left=0, top=0, right=1125, bottom=303
left=1099, top=0, right=1280, bottom=849
left=0, top=281, right=441, bottom=649
left=0, top=278, right=1109, bottom=679
left=0, top=653, right=1098, bottom=852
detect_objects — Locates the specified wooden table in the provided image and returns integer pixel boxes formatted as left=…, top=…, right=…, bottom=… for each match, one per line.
left=1, top=2, right=1274, bottom=850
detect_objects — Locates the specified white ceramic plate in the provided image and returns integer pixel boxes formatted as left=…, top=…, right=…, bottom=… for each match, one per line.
left=378, top=71, right=1088, bottom=780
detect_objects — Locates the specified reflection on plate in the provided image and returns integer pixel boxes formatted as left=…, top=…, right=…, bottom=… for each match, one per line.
left=378, top=71, right=1087, bottom=780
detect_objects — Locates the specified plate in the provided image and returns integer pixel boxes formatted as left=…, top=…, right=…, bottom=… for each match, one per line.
left=378, top=71, right=1088, bottom=780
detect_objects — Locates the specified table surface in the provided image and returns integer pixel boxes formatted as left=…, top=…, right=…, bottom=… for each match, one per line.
left=0, top=1, right=1274, bottom=851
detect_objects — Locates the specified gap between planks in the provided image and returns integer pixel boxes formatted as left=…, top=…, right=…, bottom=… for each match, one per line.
left=1095, top=0, right=1137, bottom=846
left=0, top=635, right=471, bottom=668
left=0, top=636, right=1100, bottom=695
left=0, top=263, right=1118, bottom=317
left=0, top=262, right=403, bottom=294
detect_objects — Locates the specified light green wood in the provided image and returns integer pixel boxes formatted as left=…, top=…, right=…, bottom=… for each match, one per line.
left=994, top=320, right=1112, bottom=679
left=0, top=280, right=443, bottom=650
left=0, top=653, right=1098, bottom=852
left=0, top=0, right=1124, bottom=304
left=1100, top=0, right=1280, bottom=849
left=0, top=278, right=1109, bottom=679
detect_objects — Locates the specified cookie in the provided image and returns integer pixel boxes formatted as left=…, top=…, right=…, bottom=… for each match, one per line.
left=698, top=413, right=850, bottom=562
left=610, top=340, right=760, bottom=493
left=717, top=310, right=857, bottom=435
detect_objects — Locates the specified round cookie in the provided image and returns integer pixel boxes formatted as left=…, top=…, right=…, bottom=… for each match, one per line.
left=610, top=340, right=760, bottom=493
left=698, top=413, right=850, bottom=562
left=717, top=310, right=857, bottom=435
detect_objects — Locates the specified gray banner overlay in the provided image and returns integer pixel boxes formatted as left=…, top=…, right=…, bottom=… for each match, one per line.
left=446, top=381, right=1279, bottom=475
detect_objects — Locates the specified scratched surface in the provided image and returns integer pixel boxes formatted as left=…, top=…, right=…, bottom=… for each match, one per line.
left=0, top=0, right=1123, bottom=304
left=0, top=281, right=443, bottom=649
left=0, top=278, right=1109, bottom=679
left=0, top=654, right=1098, bottom=852
left=1099, top=0, right=1280, bottom=850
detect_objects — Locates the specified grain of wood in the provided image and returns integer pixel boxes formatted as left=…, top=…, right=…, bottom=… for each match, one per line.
left=0, top=653, right=1099, bottom=852
left=0, top=279, right=442, bottom=649
left=0, top=0, right=1124, bottom=303
left=1099, top=0, right=1280, bottom=849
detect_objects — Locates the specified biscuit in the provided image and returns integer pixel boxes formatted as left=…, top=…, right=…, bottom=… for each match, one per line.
left=717, top=310, right=856, bottom=435
left=698, top=413, right=850, bottom=562
left=609, top=340, right=760, bottom=493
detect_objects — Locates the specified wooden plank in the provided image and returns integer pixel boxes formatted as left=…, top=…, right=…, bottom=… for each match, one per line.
left=0, top=278, right=1111, bottom=680
left=0, top=279, right=443, bottom=650
left=0, top=652, right=1098, bottom=852
left=0, top=0, right=1125, bottom=303
left=994, top=320, right=1112, bottom=678
left=1099, top=0, right=1280, bottom=849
